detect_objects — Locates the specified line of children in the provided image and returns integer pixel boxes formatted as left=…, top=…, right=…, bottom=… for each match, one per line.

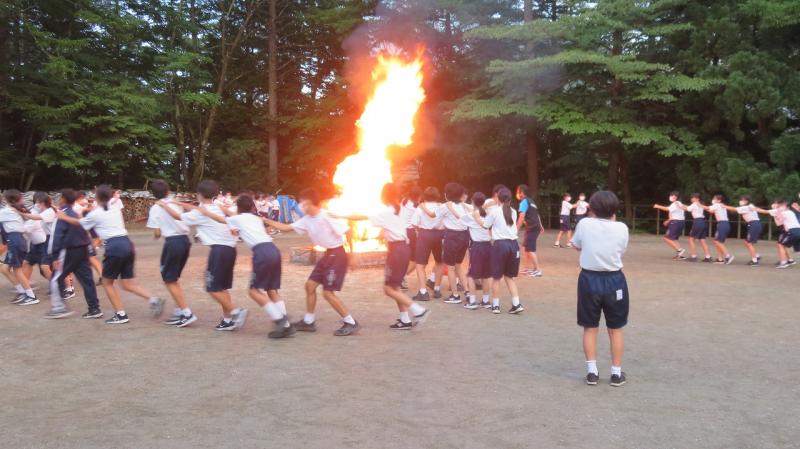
left=0, top=190, right=37, bottom=305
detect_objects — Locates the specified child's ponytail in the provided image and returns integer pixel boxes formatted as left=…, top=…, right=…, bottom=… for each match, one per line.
left=95, top=184, right=113, bottom=211
left=498, top=188, right=513, bottom=225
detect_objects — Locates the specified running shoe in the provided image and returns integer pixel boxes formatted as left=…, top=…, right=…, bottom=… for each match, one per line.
left=389, top=320, right=412, bottom=330
left=610, top=372, right=627, bottom=387
left=105, top=313, right=130, bottom=324
left=508, top=304, right=524, bottom=314
left=176, top=314, right=198, bottom=328
left=214, top=319, right=236, bottom=331
left=45, top=309, right=74, bottom=319
left=293, top=320, right=317, bottom=332
left=334, top=320, right=360, bottom=336
left=82, top=309, right=103, bottom=319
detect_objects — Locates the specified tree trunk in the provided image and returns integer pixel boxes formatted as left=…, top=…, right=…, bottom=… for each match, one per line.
left=117, top=171, right=124, bottom=190
left=523, top=0, right=533, bottom=21
left=619, top=151, right=632, bottom=220
left=607, top=148, right=620, bottom=193
left=267, top=0, right=279, bottom=190
left=525, top=129, right=540, bottom=196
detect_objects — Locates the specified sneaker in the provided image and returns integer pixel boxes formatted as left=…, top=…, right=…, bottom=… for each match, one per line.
left=105, top=313, right=129, bottom=324
left=444, top=294, right=462, bottom=304
left=713, top=258, right=725, bottom=264
left=676, top=248, right=686, bottom=258
left=686, top=256, right=698, bottom=262
left=268, top=321, right=296, bottom=339
left=17, top=295, right=39, bottom=306
left=214, top=319, right=236, bottom=331
left=413, top=308, right=430, bottom=328
left=586, top=372, right=599, bottom=386
left=491, top=305, right=501, bottom=314
left=425, top=279, right=435, bottom=290
left=776, top=262, right=791, bottom=269
left=724, top=255, right=735, bottom=265
left=553, top=242, right=561, bottom=248
left=293, top=320, right=317, bottom=332
left=389, top=319, right=412, bottom=330
left=82, top=309, right=103, bottom=319
left=508, top=304, right=524, bottom=314
left=176, top=314, right=198, bottom=328
left=481, top=300, right=492, bottom=309
left=11, top=293, right=27, bottom=304
left=463, top=301, right=478, bottom=310
left=747, top=260, right=760, bottom=267
left=529, top=270, right=543, bottom=277
left=412, top=291, right=430, bottom=302
left=334, top=320, right=360, bottom=336
left=163, top=314, right=183, bottom=325
left=232, top=308, right=249, bottom=330
left=432, top=289, right=442, bottom=299
left=149, top=297, right=165, bottom=318
left=610, top=372, right=627, bottom=387
left=788, top=259, right=796, bottom=266
left=702, top=257, right=713, bottom=263
left=45, top=309, right=74, bottom=319
left=62, top=289, right=76, bottom=300
left=565, top=243, right=573, bottom=248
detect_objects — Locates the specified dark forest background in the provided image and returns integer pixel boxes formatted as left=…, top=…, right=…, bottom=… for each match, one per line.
left=1, top=0, right=799, bottom=209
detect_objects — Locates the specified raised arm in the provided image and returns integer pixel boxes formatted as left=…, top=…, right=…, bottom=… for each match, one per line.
left=261, top=216, right=294, bottom=232
left=653, top=204, right=669, bottom=212
left=753, top=207, right=771, bottom=215
left=723, top=204, right=738, bottom=213
left=328, top=212, right=368, bottom=221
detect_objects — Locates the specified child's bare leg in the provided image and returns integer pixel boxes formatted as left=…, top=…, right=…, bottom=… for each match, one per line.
left=305, top=280, right=319, bottom=313
left=663, top=237, right=680, bottom=251
left=0, top=264, right=15, bottom=285
left=89, top=256, right=102, bottom=276
left=609, top=328, right=624, bottom=367
left=119, top=279, right=153, bottom=300
left=555, top=231, right=563, bottom=244
left=321, top=290, right=349, bottom=318
left=504, top=276, right=519, bottom=297
left=700, top=240, right=711, bottom=258
left=688, top=238, right=696, bottom=257
left=101, top=278, right=125, bottom=312
left=446, top=265, right=457, bottom=293
left=21, top=262, right=34, bottom=283
left=531, top=252, right=540, bottom=270
left=165, top=282, right=188, bottom=309
left=744, top=242, right=757, bottom=259
left=209, top=290, right=235, bottom=316
left=434, top=262, right=444, bottom=288
left=266, top=289, right=281, bottom=303
left=14, top=266, right=31, bottom=290
left=455, top=264, right=469, bottom=293
left=384, top=285, right=413, bottom=310
left=583, top=327, right=599, bottom=361
left=247, top=288, right=269, bottom=307
left=39, top=264, right=52, bottom=280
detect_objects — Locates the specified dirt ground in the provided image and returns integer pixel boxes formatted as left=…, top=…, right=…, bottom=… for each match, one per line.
left=1, top=226, right=799, bottom=449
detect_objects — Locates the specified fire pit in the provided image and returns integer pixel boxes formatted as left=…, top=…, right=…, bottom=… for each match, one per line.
left=289, top=246, right=387, bottom=268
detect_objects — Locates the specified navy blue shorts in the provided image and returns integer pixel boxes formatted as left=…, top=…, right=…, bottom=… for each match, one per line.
left=715, top=221, right=730, bottom=243
left=102, top=236, right=135, bottom=279
left=559, top=215, right=570, bottom=231
left=309, top=246, right=347, bottom=292
left=577, top=269, right=629, bottom=329
left=665, top=220, right=684, bottom=241
left=779, top=228, right=800, bottom=250
left=468, top=241, right=492, bottom=280
left=385, top=241, right=410, bottom=288
left=442, top=229, right=469, bottom=265
left=689, top=218, right=708, bottom=239
left=4, top=232, right=27, bottom=268
left=490, top=239, right=520, bottom=280
left=406, top=228, right=417, bottom=262
left=206, top=245, right=236, bottom=292
left=160, top=235, right=191, bottom=283
left=745, top=220, right=762, bottom=244
left=415, top=229, right=443, bottom=265
left=251, top=242, right=281, bottom=291
left=25, top=241, right=49, bottom=266
left=523, top=228, right=540, bottom=252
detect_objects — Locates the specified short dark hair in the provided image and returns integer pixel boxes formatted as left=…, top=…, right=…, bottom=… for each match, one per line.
left=298, top=188, right=321, bottom=206
left=197, top=179, right=219, bottom=199
left=563, top=192, right=571, bottom=199
left=3, top=189, right=22, bottom=204
left=713, top=194, right=724, bottom=201
left=691, top=192, right=700, bottom=200
left=60, top=189, right=78, bottom=205
left=33, top=191, right=52, bottom=207
left=423, top=187, right=440, bottom=202
left=669, top=190, right=680, bottom=197
left=589, top=190, right=619, bottom=219
left=492, top=184, right=508, bottom=196
left=775, top=198, right=787, bottom=206
left=740, top=194, right=751, bottom=203
left=516, top=184, right=529, bottom=197
left=236, top=193, right=255, bottom=214
left=150, top=179, right=170, bottom=199
left=444, top=182, right=464, bottom=203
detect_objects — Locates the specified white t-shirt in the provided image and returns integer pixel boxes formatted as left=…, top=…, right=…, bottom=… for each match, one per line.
left=37, top=207, right=57, bottom=236
left=687, top=202, right=705, bottom=219
left=181, top=204, right=237, bottom=247
left=399, top=201, right=416, bottom=228
left=483, top=206, right=518, bottom=240
left=769, top=209, right=784, bottom=226
left=411, top=202, right=443, bottom=230
left=109, top=197, right=124, bottom=211
left=24, top=215, right=47, bottom=244
left=571, top=218, right=629, bottom=271
left=435, top=203, right=468, bottom=231
left=560, top=201, right=572, bottom=216
left=460, top=212, right=491, bottom=242
left=290, top=210, right=348, bottom=249
left=80, top=206, right=128, bottom=240
left=668, top=201, right=685, bottom=220
left=709, top=202, right=728, bottom=221
left=736, top=204, right=759, bottom=223
left=575, top=200, right=589, bottom=215
left=226, top=213, right=272, bottom=248
left=368, top=207, right=408, bottom=243
left=0, top=206, right=25, bottom=233
left=781, top=209, right=800, bottom=230
left=147, top=203, right=190, bottom=238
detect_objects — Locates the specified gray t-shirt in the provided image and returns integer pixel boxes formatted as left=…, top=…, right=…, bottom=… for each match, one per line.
left=571, top=218, right=629, bottom=271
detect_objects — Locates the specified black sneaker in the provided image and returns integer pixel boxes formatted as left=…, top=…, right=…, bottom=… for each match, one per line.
left=610, top=372, right=627, bottom=387
left=82, top=309, right=103, bottom=319
left=713, top=258, right=725, bottom=264
left=17, top=295, right=39, bottom=306
left=491, top=305, right=501, bottom=314
left=62, top=289, right=76, bottom=300
left=463, top=301, right=478, bottom=310
left=702, top=257, right=713, bottom=263
left=164, top=314, right=183, bottom=325
left=412, top=291, right=430, bottom=301
left=686, top=256, right=698, bottom=262
left=747, top=260, right=760, bottom=267
left=214, top=319, right=236, bottom=331
left=508, top=304, right=524, bottom=314
left=293, top=320, right=317, bottom=332
left=481, top=300, right=492, bottom=309
left=788, top=259, right=796, bottom=266
left=586, top=372, right=599, bottom=385
left=268, top=321, right=296, bottom=339
left=105, top=313, right=129, bottom=324
left=389, top=319, right=412, bottom=330
left=45, top=309, right=74, bottom=319
left=432, top=289, right=442, bottom=299
left=334, top=320, right=360, bottom=336
left=776, top=262, right=791, bottom=269
left=425, top=279, right=435, bottom=290
left=11, top=293, right=26, bottom=304
left=724, top=255, right=735, bottom=265
left=444, top=294, right=462, bottom=304
left=176, top=314, right=197, bottom=328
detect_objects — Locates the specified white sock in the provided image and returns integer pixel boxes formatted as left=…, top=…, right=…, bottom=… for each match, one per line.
left=419, top=288, right=428, bottom=294
left=511, top=296, right=520, bottom=306
left=14, top=284, right=24, bottom=294
left=434, top=286, right=441, bottom=292
left=276, top=300, right=287, bottom=316
left=118, top=310, right=127, bottom=316
left=482, top=294, right=490, bottom=303
left=611, top=365, right=622, bottom=376
left=173, top=307, right=182, bottom=316
left=264, top=302, right=283, bottom=321
left=409, top=303, right=425, bottom=316
left=399, top=311, right=411, bottom=324
left=752, top=257, right=758, bottom=263
left=25, top=288, right=35, bottom=297
left=148, top=297, right=159, bottom=304
left=342, top=315, right=355, bottom=325
left=586, top=360, right=598, bottom=375
left=181, top=308, right=192, bottom=317
left=303, top=313, right=315, bottom=324
left=492, top=298, right=499, bottom=307
left=468, top=294, right=476, bottom=304
left=427, top=273, right=435, bottom=282
left=223, top=317, right=233, bottom=323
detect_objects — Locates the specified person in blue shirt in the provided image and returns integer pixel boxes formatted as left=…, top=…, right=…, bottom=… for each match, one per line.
left=516, top=185, right=544, bottom=277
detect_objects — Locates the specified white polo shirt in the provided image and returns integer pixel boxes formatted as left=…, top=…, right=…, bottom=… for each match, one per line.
left=0, top=206, right=25, bottom=233
left=571, top=218, right=629, bottom=271
left=736, top=204, right=759, bottom=223
left=709, top=202, right=728, bottom=222
left=181, top=204, right=237, bottom=247
left=80, top=206, right=128, bottom=240
left=226, top=213, right=272, bottom=249
left=290, top=210, right=348, bottom=249
left=687, top=202, right=705, bottom=219
left=668, top=201, right=685, bottom=220
left=411, top=202, right=443, bottom=230
left=436, top=203, right=468, bottom=231
left=483, top=206, right=518, bottom=240
left=368, top=206, right=408, bottom=243
left=147, top=202, right=190, bottom=237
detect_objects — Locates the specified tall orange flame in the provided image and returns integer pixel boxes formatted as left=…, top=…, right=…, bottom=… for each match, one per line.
left=327, top=53, right=425, bottom=251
